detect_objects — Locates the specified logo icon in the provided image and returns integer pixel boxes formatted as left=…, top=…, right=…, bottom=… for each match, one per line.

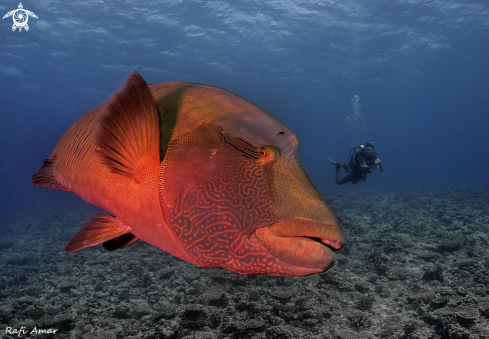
left=3, top=3, right=38, bottom=32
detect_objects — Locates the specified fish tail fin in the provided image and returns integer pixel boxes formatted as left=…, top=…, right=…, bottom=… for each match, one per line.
left=95, top=72, right=160, bottom=184
left=63, top=213, right=133, bottom=252
left=31, top=158, right=71, bottom=192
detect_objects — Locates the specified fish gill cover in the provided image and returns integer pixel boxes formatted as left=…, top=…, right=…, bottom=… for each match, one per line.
left=0, top=0, right=489, bottom=338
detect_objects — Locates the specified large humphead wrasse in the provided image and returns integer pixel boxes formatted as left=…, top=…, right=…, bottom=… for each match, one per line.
left=32, top=73, right=344, bottom=276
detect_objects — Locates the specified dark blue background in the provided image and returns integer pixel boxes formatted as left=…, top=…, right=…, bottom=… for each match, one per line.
left=1, top=0, right=488, bottom=215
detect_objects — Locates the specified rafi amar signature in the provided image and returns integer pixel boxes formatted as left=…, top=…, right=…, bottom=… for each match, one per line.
left=4, top=327, right=58, bottom=336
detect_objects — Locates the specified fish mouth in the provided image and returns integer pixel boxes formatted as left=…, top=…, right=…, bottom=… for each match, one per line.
left=254, top=219, right=344, bottom=269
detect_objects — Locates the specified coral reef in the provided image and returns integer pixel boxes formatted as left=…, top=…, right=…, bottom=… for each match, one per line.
left=0, top=188, right=488, bottom=338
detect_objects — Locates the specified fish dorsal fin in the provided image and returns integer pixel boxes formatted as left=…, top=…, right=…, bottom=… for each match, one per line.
left=149, top=83, right=191, bottom=161
left=95, top=72, right=160, bottom=183
left=63, top=213, right=132, bottom=252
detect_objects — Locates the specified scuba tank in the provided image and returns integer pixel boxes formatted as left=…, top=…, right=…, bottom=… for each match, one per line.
left=349, top=145, right=364, bottom=166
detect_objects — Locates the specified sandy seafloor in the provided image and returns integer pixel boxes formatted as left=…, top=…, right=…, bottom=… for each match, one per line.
left=1, top=189, right=488, bottom=339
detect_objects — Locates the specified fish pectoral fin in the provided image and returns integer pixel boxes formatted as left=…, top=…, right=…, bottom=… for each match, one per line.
left=102, top=233, right=139, bottom=251
left=31, top=159, right=71, bottom=192
left=63, top=213, right=132, bottom=252
left=95, top=72, right=160, bottom=184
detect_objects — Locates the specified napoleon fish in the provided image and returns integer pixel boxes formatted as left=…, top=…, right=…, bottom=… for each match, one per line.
left=32, top=73, right=344, bottom=276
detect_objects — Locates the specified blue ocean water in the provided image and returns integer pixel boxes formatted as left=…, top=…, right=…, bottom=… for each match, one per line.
left=1, top=0, right=488, bottom=215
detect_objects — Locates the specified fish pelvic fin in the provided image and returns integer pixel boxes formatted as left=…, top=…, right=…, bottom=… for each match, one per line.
left=102, top=233, right=139, bottom=251
left=63, top=213, right=132, bottom=252
left=95, top=72, right=160, bottom=184
left=31, top=158, right=71, bottom=192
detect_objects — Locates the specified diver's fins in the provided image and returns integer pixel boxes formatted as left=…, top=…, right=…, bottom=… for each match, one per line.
left=329, top=156, right=349, bottom=172
left=328, top=156, right=342, bottom=170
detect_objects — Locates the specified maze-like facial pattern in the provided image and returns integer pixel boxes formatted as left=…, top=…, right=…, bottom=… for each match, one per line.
left=159, top=125, right=275, bottom=270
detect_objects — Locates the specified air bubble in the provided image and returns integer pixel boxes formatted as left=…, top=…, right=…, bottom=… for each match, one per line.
left=347, top=94, right=366, bottom=132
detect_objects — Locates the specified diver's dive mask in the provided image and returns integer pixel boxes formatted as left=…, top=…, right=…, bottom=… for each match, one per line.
left=365, top=147, right=374, bottom=157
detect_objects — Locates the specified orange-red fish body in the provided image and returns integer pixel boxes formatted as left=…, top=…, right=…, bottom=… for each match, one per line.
left=33, top=73, right=344, bottom=276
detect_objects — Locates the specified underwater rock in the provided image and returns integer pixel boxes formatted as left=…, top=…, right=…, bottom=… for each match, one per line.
left=269, top=286, right=297, bottom=304
left=155, top=326, right=178, bottom=339
left=456, top=286, right=467, bottom=297
left=53, top=311, right=73, bottom=330
left=12, top=296, right=36, bottom=305
left=153, top=302, right=177, bottom=319
left=437, top=237, right=464, bottom=252
left=453, top=259, right=479, bottom=268
left=158, top=267, right=175, bottom=279
left=347, top=310, right=371, bottom=330
left=417, top=250, right=440, bottom=262
left=273, top=302, right=296, bottom=322
left=200, top=288, right=228, bottom=307
left=429, top=227, right=446, bottom=236
left=393, top=233, right=413, bottom=247
left=58, top=281, right=76, bottom=293
left=432, top=305, right=480, bottom=320
left=443, top=324, right=471, bottom=339
left=130, top=299, right=151, bottom=318
left=114, top=303, right=130, bottom=319
left=302, top=274, right=320, bottom=287
left=479, top=299, right=489, bottom=319
left=374, top=282, right=391, bottom=298
left=24, top=305, right=44, bottom=320
left=265, top=325, right=292, bottom=339
left=453, top=305, right=480, bottom=320
left=334, top=253, right=348, bottom=266
left=354, top=280, right=372, bottom=293
left=82, top=330, right=117, bottom=339
left=408, top=291, right=435, bottom=306
left=0, top=305, right=14, bottom=323
left=351, top=222, right=365, bottom=234
left=432, top=294, right=451, bottom=308
left=248, top=288, right=261, bottom=301
left=333, top=328, right=371, bottom=339
left=181, top=331, right=217, bottom=339
left=402, top=323, right=416, bottom=336
left=355, top=295, right=375, bottom=311
left=422, top=265, right=444, bottom=282
left=368, top=250, right=390, bottom=275
left=0, top=242, right=14, bottom=250
left=378, top=326, right=397, bottom=337
left=180, top=304, right=209, bottom=329
left=223, top=316, right=266, bottom=333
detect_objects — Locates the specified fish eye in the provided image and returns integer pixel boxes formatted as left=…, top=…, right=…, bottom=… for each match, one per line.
left=259, top=148, right=268, bottom=157
left=258, top=146, right=279, bottom=163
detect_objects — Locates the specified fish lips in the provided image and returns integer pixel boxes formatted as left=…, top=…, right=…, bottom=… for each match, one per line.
left=254, top=219, right=344, bottom=269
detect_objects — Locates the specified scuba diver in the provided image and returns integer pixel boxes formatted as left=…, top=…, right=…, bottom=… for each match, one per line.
left=329, top=142, right=384, bottom=185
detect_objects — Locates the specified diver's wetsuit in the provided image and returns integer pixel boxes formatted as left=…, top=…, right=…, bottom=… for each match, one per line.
left=335, top=146, right=383, bottom=185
